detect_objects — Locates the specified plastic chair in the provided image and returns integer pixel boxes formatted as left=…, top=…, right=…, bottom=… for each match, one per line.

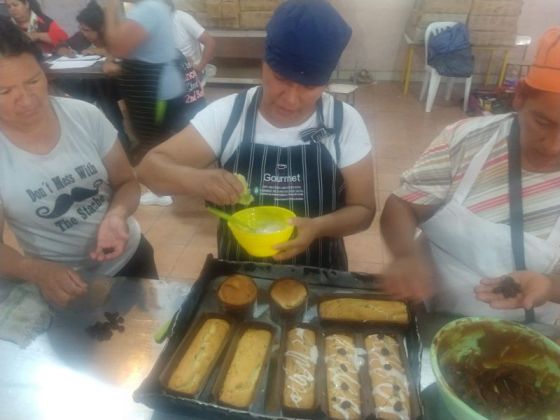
left=419, top=22, right=473, bottom=113
left=327, top=83, right=358, bottom=105
left=327, top=67, right=358, bottom=105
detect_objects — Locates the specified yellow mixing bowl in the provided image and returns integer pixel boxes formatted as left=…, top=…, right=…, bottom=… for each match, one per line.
left=228, top=206, right=296, bottom=257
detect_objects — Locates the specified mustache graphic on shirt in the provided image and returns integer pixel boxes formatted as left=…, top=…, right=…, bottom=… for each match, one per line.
left=36, top=179, right=104, bottom=219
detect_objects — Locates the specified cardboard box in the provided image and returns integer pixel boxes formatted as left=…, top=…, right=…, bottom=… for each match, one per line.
left=240, top=10, right=273, bottom=29
left=468, top=15, right=518, bottom=32
left=206, top=0, right=222, bottom=18
left=174, top=0, right=206, bottom=13
left=470, top=0, right=523, bottom=16
left=408, top=11, right=469, bottom=28
left=470, top=30, right=517, bottom=46
left=220, top=16, right=240, bottom=28
left=413, top=0, right=472, bottom=14
left=405, top=12, right=468, bottom=43
left=221, top=0, right=240, bottom=18
left=240, top=0, right=281, bottom=12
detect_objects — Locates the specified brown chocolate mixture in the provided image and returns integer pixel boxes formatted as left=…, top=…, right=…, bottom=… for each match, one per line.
left=438, top=323, right=560, bottom=419
left=492, top=276, right=522, bottom=299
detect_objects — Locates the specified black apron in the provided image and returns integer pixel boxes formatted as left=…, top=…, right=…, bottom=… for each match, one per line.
left=118, top=54, right=200, bottom=160
left=217, top=88, right=348, bottom=270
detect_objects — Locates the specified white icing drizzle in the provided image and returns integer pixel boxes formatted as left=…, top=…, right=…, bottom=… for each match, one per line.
left=284, top=328, right=317, bottom=408
left=325, top=335, right=362, bottom=420
left=366, top=334, right=410, bottom=420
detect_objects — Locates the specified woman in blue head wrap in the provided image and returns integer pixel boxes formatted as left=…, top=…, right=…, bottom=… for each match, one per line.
left=137, top=0, right=375, bottom=270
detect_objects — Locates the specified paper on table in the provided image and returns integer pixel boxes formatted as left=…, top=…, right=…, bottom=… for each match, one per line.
left=55, top=54, right=101, bottom=61
left=49, top=60, right=97, bottom=70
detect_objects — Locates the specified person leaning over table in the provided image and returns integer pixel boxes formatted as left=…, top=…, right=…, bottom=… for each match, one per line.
left=136, top=0, right=376, bottom=270
left=55, top=0, right=130, bottom=151
left=56, top=0, right=110, bottom=58
left=0, top=18, right=157, bottom=307
left=104, top=0, right=205, bottom=207
left=380, top=27, right=560, bottom=325
left=6, top=0, right=68, bottom=53
left=103, top=0, right=204, bottom=159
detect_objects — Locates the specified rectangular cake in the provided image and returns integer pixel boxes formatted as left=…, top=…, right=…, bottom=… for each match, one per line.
left=167, top=318, right=231, bottom=395
left=283, top=327, right=318, bottom=410
left=365, top=334, right=411, bottom=420
left=325, top=334, right=362, bottom=420
left=319, top=298, right=409, bottom=325
left=218, top=327, right=272, bottom=408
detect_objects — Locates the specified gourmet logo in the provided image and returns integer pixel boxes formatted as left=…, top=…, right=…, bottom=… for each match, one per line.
left=263, top=173, right=302, bottom=182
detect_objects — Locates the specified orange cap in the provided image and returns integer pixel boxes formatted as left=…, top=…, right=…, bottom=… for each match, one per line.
left=525, top=27, right=560, bottom=93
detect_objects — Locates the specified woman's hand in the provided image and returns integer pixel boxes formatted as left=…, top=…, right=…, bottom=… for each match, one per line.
left=26, top=32, right=39, bottom=42
left=194, top=169, right=244, bottom=206
left=57, top=46, right=76, bottom=58
left=29, top=260, right=88, bottom=307
left=102, top=59, right=122, bottom=77
left=83, top=47, right=106, bottom=56
left=90, top=213, right=129, bottom=262
left=475, top=271, right=553, bottom=310
left=273, top=217, right=321, bottom=261
left=382, top=253, right=437, bottom=302
left=27, top=32, right=49, bottom=43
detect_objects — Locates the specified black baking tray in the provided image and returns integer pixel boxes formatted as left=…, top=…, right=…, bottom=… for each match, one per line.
left=134, top=255, right=424, bottom=420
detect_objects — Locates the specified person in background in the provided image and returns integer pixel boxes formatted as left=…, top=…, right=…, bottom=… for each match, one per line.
left=6, top=0, right=68, bottom=53
left=104, top=0, right=204, bottom=207
left=0, top=18, right=157, bottom=307
left=381, top=27, right=560, bottom=325
left=165, top=0, right=216, bottom=86
left=55, top=1, right=130, bottom=151
left=137, top=0, right=375, bottom=270
left=57, top=0, right=109, bottom=58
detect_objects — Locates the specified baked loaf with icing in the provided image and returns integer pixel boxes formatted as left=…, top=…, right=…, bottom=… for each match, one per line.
left=167, top=318, right=231, bottom=395
left=365, top=334, right=410, bottom=420
left=283, top=327, right=318, bottom=410
left=319, top=298, right=409, bottom=325
left=218, top=328, right=272, bottom=408
left=325, top=334, right=362, bottom=420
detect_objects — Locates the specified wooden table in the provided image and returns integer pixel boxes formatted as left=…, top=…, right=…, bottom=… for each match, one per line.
left=402, top=34, right=532, bottom=95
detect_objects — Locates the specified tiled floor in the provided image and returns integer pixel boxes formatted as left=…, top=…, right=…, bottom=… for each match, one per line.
left=3, top=81, right=466, bottom=281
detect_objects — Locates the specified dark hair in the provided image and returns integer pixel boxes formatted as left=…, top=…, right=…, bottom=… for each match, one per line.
left=14, top=0, right=45, bottom=18
left=0, top=16, right=43, bottom=61
left=76, top=1, right=104, bottom=33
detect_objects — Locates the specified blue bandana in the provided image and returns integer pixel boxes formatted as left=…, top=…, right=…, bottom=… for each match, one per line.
left=265, top=0, right=352, bottom=86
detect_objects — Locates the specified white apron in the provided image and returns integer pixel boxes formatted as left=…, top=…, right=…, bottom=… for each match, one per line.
left=421, top=128, right=560, bottom=324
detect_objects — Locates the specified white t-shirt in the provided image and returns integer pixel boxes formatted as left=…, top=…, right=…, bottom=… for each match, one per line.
left=0, top=97, right=141, bottom=277
left=172, top=10, right=205, bottom=64
left=191, top=87, right=373, bottom=167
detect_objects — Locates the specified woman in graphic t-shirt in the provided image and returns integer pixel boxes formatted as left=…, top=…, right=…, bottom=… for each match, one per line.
left=0, top=18, right=157, bottom=307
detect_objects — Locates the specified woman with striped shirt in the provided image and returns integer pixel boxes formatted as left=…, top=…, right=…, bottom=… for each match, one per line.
left=381, top=28, right=560, bottom=325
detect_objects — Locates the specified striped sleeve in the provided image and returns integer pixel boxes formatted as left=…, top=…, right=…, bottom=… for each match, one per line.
left=393, top=125, right=454, bottom=205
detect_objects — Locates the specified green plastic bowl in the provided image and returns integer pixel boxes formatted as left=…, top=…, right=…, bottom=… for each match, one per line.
left=431, top=317, right=560, bottom=420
